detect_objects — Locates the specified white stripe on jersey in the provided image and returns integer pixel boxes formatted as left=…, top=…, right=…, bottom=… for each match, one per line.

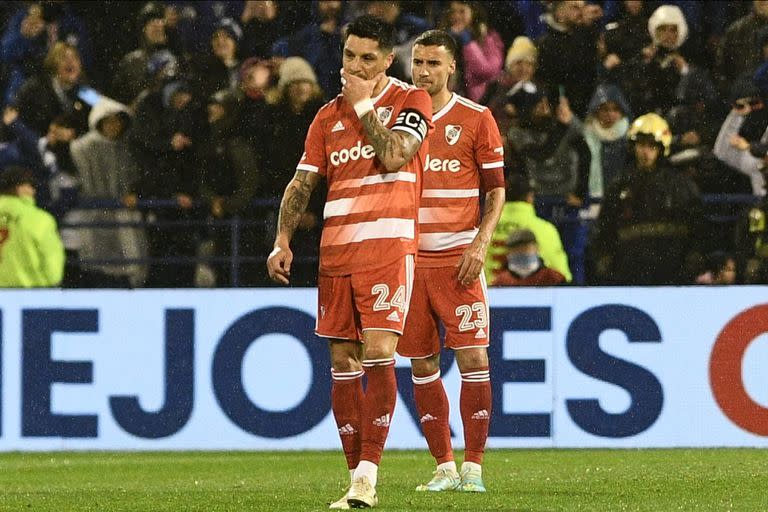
left=419, top=207, right=467, bottom=224
left=481, top=161, right=504, bottom=169
left=323, top=218, right=415, bottom=246
left=297, top=163, right=319, bottom=173
left=455, top=95, right=486, bottom=112
left=332, top=171, right=416, bottom=192
left=422, top=188, right=480, bottom=198
left=419, top=229, right=478, bottom=251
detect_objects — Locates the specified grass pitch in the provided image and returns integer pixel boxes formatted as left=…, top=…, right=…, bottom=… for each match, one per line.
left=0, top=449, right=765, bottom=511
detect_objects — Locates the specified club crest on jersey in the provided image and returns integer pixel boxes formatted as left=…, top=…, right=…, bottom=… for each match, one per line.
left=377, top=106, right=393, bottom=125
left=445, top=124, right=462, bottom=145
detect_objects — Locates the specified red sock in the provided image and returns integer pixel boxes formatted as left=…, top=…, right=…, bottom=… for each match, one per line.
left=331, top=369, right=364, bottom=470
left=460, top=367, right=491, bottom=465
left=413, top=371, right=453, bottom=464
left=359, top=360, right=397, bottom=465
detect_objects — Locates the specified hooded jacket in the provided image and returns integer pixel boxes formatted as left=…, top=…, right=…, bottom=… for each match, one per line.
left=70, top=96, right=147, bottom=285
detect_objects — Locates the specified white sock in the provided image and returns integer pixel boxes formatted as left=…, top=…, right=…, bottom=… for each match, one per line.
left=354, top=460, right=378, bottom=487
left=461, top=461, right=481, bottom=474
left=349, top=468, right=355, bottom=484
left=437, top=461, right=457, bottom=474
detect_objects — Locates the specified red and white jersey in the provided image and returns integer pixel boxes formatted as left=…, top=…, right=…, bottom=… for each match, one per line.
left=297, top=77, right=433, bottom=276
left=418, top=93, right=505, bottom=267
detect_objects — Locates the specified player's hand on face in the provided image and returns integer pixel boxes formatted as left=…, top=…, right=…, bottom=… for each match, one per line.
left=456, top=239, right=487, bottom=286
left=267, top=244, right=293, bottom=285
left=341, top=68, right=376, bottom=107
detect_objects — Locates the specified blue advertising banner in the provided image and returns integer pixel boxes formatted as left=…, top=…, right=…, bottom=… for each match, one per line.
left=0, top=287, right=766, bottom=450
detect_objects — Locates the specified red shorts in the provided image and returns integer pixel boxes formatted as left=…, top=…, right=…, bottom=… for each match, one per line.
left=315, top=255, right=415, bottom=341
left=397, top=265, right=489, bottom=358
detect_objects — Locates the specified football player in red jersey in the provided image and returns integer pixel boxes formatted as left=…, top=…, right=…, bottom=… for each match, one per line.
left=398, top=29, right=506, bottom=493
left=267, top=15, right=433, bottom=509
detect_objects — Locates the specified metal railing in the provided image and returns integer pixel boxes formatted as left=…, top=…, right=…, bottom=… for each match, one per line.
left=62, top=194, right=760, bottom=287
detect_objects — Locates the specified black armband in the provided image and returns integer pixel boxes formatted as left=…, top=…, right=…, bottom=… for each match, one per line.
left=391, top=108, right=429, bottom=142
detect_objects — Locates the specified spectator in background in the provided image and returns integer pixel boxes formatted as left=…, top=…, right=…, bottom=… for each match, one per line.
left=163, top=0, right=243, bottom=56
left=436, top=1, right=503, bottom=100
left=620, top=5, right=718, bottom=122
left=737, top=177, right=768, bottom=283
left=112, top=2, right=179, bottom=106
left=0, top=166, right=64, bottom=288
left=262, top=57, right=325, bottom=287
left=70, top=96, right=147, bottom=288
left=582, top=83, right=631, bottom=204
left=1, top=1, right=91, bottom=104
left=191, top=18, right=243, bottom=101
left=695, top=250, right=737, bottom=285
left=723, top=28, right=768, bottom=145
left=481, top=36, right=537, bottom=150
left=238, top=57, right=274, bottom=158
left=240, top=1, right=283, bottom=59
left=717, top=1, right=768, bottom=93
left=601, top=0, right=651, bottom=66
left=273, top=0, right=344, bottom=100
left=589, top=113, right=703, bottom=285
left=130, top=79, right=203, bottom=287
left=14, top=41, right=90, bottom=136
left=713, top=68, right=768, bottom=198
left=0, top=106, right=77, bottom=211
left=365, top=0, right=431, bottom=81
left=198, top=89, right=262, bottom=286
left=458, top=2, right=504, bottom=103
left=506, top=82, right=590, bottom=283
left=536, top=0, right=602, bottom=117
left=491, top=228, right=566, bottom=286
left=485, top=172, right=572, bottom=283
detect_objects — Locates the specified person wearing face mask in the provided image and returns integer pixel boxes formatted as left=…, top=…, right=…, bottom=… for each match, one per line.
left=485, top=172, right=572, bottom=283
left=491, top=228, right=566, bottom=286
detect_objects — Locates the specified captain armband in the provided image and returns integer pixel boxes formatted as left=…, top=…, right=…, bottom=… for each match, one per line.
left=391, top=108, right=429, bottom=143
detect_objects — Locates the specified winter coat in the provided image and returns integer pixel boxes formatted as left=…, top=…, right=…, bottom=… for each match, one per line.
left=70, top=96, right=147, bottom=285
left=13, top=74, right=90, bottom=136
left=589, top=163, right=704, bottom=285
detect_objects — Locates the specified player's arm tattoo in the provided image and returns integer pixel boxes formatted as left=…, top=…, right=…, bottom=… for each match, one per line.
left=476, top=187, right=506, bottom=246
left=276, top=170, right=320, bottom=242
left=359, top=111, right=423, bottom=172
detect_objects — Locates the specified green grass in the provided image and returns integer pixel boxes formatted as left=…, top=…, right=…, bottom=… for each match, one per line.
left=0, top=449, right=766, bottom=511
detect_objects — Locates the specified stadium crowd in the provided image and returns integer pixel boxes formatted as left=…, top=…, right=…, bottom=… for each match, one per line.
left=2, top=0, right=768, bottom=288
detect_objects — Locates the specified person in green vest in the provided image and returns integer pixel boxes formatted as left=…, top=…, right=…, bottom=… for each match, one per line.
left=485, top=172, right=572, bottom=283
left=0, top=166, right=64, bottom=287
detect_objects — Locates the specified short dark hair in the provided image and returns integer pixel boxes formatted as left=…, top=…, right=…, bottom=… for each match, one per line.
left=413, top=29, right=458, bottom=59
left=506, top=172, right=534, bottom=201
left=0, top=166, right=36, bottom=194
left=344, top=14, right=396, bottom=52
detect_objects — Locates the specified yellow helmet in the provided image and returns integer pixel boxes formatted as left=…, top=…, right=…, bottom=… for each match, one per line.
left=627, top=113, right=672, bottom=156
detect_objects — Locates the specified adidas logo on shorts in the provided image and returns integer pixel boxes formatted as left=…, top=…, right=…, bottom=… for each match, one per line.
left=338, top=423, right=357, bottom=436
left=471, top=409, right=489, bottom=420
left=419, top=414, right=436, bottom=424
left=386, top=310, right=400, bottom=322
left=475, top=328, right=486, bottom=339
left=373, top=414, right=391, bottom=427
